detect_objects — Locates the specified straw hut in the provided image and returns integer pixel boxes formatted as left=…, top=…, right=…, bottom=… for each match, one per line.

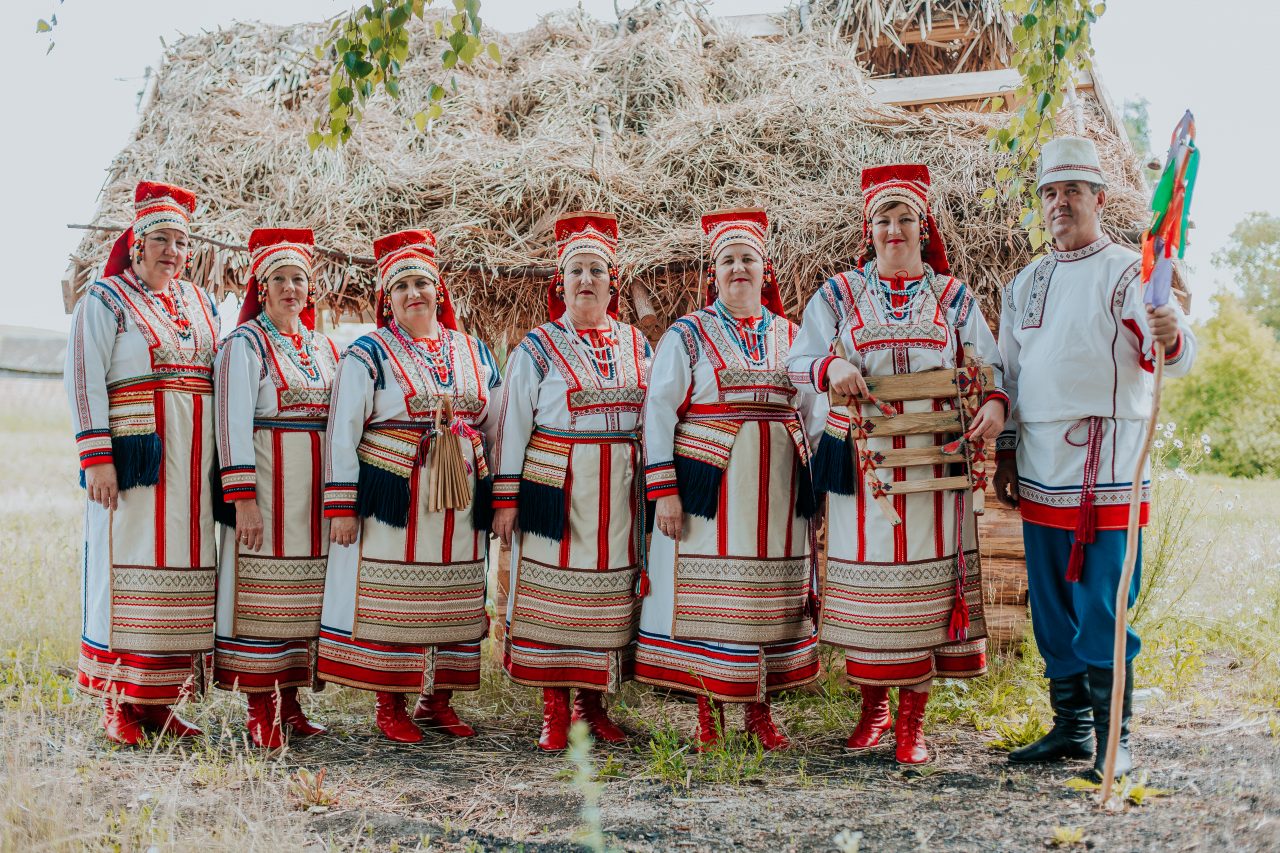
left=61, top=1, right=1148, bottom=646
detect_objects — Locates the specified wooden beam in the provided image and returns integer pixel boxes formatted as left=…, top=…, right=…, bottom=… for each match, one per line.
left=875, top=445, right=966, bottom=468
left=865, top=365, right=993, bottom=401
left=864, top=410, right=961, bottom=438
left=866, top=19, right=979, bottom=48
left=867, top=68, right=1095, bottom=108
left=881, top=475, right=971, bottom=496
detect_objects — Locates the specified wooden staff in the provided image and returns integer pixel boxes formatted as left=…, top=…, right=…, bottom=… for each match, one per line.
left=1100, top=340, right=1165, bottom=803
left=831, top=341, right=901, bottom=526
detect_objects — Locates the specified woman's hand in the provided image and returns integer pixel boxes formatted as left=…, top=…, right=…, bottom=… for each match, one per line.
left=234, top=499, right=265, bottom=552
left=493, top=507, right=518, bottom=548
left=826, top=358, right=871, bottom=400
left=330, top=516, right=359, bottom=547
left=966, top=399, right=1006, bottom=444
left=655, top=494, right=684, bottom=541
left=85, top=463, right=119, bottom=510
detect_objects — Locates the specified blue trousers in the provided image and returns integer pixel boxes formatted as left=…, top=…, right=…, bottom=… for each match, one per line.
left=1022, top=522, right=1142, bottom=679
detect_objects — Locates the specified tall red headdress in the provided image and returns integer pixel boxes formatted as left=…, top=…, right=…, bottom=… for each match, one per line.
left=103, top=180, right=199, bottom=278
left=549, top=211, right=620, bottom=322
left=236, top=228, right=316, bottom=328
left=700, top=208, right=786, bottom=317
left=372, top=228, right=457, bottom=331
left=858, top=164, right=950, bottom=276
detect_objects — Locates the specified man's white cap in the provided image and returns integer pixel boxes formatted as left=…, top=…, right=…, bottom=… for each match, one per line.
left=1037, top=136, right=1107, bottom=192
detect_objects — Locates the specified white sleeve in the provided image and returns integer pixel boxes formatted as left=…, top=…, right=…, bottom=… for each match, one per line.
left=322, top=347, right=376, bottom=516
left=642, top=326, right=694, bottom=500
left=1118, top=267, right=1197, bottom=378
left=65, top=292, right=118, bottom=471
left=786, top=283, right=845, bottom=392
left=213, top=333, right=263, bottom=500
left=491, top=344, right=540, bottom=508
left=996, top=280, right=1021, bottom=457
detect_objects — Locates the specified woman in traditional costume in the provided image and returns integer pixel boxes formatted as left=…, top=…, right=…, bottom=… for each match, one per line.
left=786, top=165, right=1007, bottom=764
left=212, top=228, right=339, bottom=747
left=318, top=229, right=500, bottom=743
left=65, top=181, right=219, bottom=745
left=635, top=209, right=820, bottom=751
left=491, top=212, right=650, bottom=751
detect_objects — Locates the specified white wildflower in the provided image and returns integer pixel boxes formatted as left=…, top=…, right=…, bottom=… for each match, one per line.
left=1154, top=439, right=1165, bottom=448
left=1156, top=422, right=1165, bottom=431
left=1167, top=421, right=1177, bottom=430
left=1173, top=439, right=1184, bottom=449
left=1200, top=434, right=1211, bottom=444
left=1163, top=430, right=1174, bottom=439
left=1247, top=588, right=1255, bottom=597
left=1225, top=502, right=1234, bottom=510
left=1158, top=472, right=1169, bottom=482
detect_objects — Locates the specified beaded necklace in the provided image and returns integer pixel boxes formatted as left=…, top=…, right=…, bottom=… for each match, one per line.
left=259, top=311, right=322, bottom=383
left=390, top=319, right=455, bottom=389
left=128, top=271, right=193, bottom=339
left=869, top=261, right=931, bottom=322
left=562, top=316, right=617, bottom=382
left=711, top=299, right=770, bottom=367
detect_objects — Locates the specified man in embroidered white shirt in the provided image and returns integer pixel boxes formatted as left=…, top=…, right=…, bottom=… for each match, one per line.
left=993, top=137, right=1196, bottom=781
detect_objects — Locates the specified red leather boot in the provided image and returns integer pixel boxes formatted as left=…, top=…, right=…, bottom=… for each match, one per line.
left=136, top=704, right=203, bottom=738
left=571, top=689, right=627, bottom=744
left=894, top=688, right=931, bottom=765
left=246, top=692, right=284, bottom=749
left=744, top=700, right=791, bottom=751
left=538, top=687, right=571, bottom=751
left=845, top=684, right=892, bottom=750
left=102, top=699, right=146, bottom=746
left=412, top=690, right=476, bottom=737
left=278, top=687, right=326, bottom=738
left=694, top=695, right=726, bottom=752
left=375, top=692, right=423, bottom=743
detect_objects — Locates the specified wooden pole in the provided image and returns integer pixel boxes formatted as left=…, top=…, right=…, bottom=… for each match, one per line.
left=1099, top=341, right=1164, bottom=805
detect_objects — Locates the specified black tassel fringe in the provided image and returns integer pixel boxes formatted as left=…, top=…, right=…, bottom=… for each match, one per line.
left=471, top=474, right=494, bottom=532
left=356, top=461, right=411, bottom=528
left=81, top=433, right=164, bottom=492
left=796, top=461, right=818, bottom=519
left=811, top=431, right=857, bottom=497
left=674, top=455, right=724, bottom=520
left=517, top=479, right=566, bottom=542
left=211, top=468, right=237, bottom=528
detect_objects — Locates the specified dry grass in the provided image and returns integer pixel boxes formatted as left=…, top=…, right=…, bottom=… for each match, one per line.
left=64, top=7, right=1146, bottom=343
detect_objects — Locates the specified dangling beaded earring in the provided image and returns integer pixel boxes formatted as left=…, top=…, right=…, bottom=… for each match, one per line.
left=607, top=267, right=619, bottom=297
left=183, top=254, right=194, bottom=278
left=133, top=239, right=146, bottom=268
left=704, top=264, right=717, bottom=306
left=552, top=270, right=565, bottom=299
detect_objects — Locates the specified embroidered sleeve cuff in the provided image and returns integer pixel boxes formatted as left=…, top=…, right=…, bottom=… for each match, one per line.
left=983, top=390, right=1010, bottom=413
left=220, top=465, right=257, bottom=500
left=492, top=475, right=520, bottom=508
left=812, top=355, right=838, bottom=392
left=323, top=482, right=358, bottom=517
left=75, top=429, right=114, bottom=470
left=995, top=430, right=1017, bottom=461
left=645, top=462, right=679, bottom=500
left=1163, top=331, right=1184, bottom=363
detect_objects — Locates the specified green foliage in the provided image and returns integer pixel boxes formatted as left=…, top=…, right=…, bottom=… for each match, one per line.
left=1212, top=212, right=1280, bottom=334
left=1122, top=96, right=1158, bottom=188
left=1165, top=294, right=1280, bottom=476
left=983, top=1, right=1105, bottom=251
left=310, top=0, right=500, bottom=149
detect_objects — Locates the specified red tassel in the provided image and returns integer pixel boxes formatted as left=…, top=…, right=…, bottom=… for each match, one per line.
left=948, top=593, right=970, bottom=642
left=1066, top=542, right=1084, bottom=583
left=637, top=570, right=651, bottom=598
left=1067, top=492, right=1096, bottom=583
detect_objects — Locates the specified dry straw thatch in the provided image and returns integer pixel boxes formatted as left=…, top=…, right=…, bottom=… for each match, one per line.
left=65, top=4, right=1146, bottom=343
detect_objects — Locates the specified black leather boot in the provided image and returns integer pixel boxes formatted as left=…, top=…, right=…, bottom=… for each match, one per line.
left=1085, top=662, right=1134, bottom=781
left=1008, top=672, right=1094, bottom=763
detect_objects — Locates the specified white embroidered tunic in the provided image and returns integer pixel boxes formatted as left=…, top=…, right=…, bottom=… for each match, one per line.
left=997, top=236, right=1196, bottom=530
left=65, top=270, right=220, bottom=702
left=492, top=317, right=650, bottom=691
left=317, top=322, right=501, bottom=693
left=212, top=318, right=340, bottom=690
left=787, top=264, right=1004, bottom=685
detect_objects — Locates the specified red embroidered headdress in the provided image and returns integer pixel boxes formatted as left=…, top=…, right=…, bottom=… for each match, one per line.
left=236, top=228, right=316, bottom=328
left=859, top=164, right=950, bottom=275
left=372, top=228, right=457, bottom=331
left=104, top=180, right=199, bottom=278
left=700, top=208, right=786, bottom=317
left=548, top=211, right=620, bottom=321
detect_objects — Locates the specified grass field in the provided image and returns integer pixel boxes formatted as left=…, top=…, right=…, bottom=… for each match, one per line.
left=1, top=376, right=1277, bottom=852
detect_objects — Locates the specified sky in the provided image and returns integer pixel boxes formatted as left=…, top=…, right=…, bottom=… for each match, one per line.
left=2, top=0, right=1275, bottom=333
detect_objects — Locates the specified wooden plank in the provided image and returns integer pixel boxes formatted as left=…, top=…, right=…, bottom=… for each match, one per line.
left=865, top=365, right=993, bottom=401
left=875, top=445, right=965, bottom=468
left=882, top=475, right=970, bottom=496
left=867, top=20, right=979, bottom=48
left=867, top=68, right=1095, bottom=108
left=864, top=409, right=960, bottom=437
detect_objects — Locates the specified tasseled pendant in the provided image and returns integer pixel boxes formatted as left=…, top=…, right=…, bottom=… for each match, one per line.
left=1066, top=493, right=1096, bottom=583
left=426, top=399, right=473, bottom=513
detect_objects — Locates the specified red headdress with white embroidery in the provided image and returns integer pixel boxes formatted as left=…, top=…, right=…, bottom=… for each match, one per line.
left=548, top=211, right=620, bottom=322
left=104, top=180, right=198, bottom=278
left=236, top=228, right=316, bottom=328
left=858, top=164, right=951, bottom=276
left=372, top=228, right=458, bottom=331
left=700, top=208, right=786, bottom=317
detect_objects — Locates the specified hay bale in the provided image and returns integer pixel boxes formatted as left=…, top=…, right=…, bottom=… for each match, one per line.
left=65, top=9, right=1146, bottom=343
